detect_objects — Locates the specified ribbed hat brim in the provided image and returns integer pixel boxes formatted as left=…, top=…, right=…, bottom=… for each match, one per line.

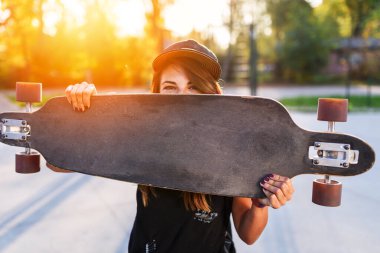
left=152, top=49, right=222, bottom=81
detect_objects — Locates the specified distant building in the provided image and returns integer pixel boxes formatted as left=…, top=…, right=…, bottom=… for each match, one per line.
left=324, top=37, right=380, bottom=79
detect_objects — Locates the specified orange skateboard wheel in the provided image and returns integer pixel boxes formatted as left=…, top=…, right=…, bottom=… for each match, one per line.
left=312, top=179, right=342, bottom=207
left=16, top=82, right=42, bottom=103
left=15, top=152, right=41, bottom=173
left=317, top=98, right=348, bottom=122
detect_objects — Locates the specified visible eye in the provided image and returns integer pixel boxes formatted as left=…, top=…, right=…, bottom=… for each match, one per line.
left=162, top=85, right=177, bottom=90
left=188, top=85, right=199, bottom=91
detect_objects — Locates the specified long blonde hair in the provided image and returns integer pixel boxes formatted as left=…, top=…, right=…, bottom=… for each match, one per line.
left=139, top=57, right=222, bottom=212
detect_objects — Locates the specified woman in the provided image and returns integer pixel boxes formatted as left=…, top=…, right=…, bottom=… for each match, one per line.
left=49, top=40, right=294, bottom=253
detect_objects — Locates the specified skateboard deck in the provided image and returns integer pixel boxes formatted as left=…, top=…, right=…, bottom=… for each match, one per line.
left=0, top=94, right=375, bottom=198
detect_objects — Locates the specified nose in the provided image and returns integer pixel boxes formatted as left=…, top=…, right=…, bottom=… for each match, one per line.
left=176, top=87, right=192, bottom=94
left=182, top=88, right=193, bottom=94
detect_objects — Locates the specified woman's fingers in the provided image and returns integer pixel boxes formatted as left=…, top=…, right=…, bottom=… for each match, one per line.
left=70, top=84, right=79, bottom=110
left=260, top=181, right=287, bottom=206
left=65, top=82, right=96, bottom=111
left=271, top=174, right=295, bottom=194
left=263, top=179, right=292, bottom=201
left=83, top=84, right=97, bottom=108
left=259, top=174, right=295, bottom=208
left=261, top=189, right=281, bottom=208
left=65, top=85, right=73, bottom=104
left=76, top=82, right=88, bottom=111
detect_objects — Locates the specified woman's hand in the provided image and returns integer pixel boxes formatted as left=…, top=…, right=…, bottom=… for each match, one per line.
left=65, top=82, right=97, bottom=111
left=46, top=81, right=97, bottom=174
left=256, top=174, right=295, bottom=209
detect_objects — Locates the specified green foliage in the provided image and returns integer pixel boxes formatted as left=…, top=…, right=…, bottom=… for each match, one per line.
left=344, top=0, right=379, bottom=36
left=263, top=0, right=380, bottom=84
left=280, top=9, right=330, bottom=82
left=266, top=0, right=333, bottom=83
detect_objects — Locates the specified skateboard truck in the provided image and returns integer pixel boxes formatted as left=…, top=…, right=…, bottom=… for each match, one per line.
left=6, top=82, right=42, bottom=173
left=311, top=98, right=349, bottom=207
left=309, top=142, right=359, bottom=168
left=0, top=119, right=31, bottom=141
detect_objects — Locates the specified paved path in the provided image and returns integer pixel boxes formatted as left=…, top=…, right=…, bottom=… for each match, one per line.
left=0, top=92, right=18, bottom=112
left=0, top=86, right=379, bottom=253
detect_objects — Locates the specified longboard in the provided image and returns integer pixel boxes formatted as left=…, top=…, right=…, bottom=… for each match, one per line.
left=0, top=94, right=375, bottom=198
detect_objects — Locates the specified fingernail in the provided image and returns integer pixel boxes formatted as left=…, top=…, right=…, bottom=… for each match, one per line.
left=260, top=177, right=269, bottom=184
left=268, top=174, right=274, bottom=178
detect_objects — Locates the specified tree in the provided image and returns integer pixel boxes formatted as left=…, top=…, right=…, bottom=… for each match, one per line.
left=266, top=0, right=332, bottom=82
left=145, top=0, right=174, bottom=52
left=345, top=0, right=379, bottom=37
left=0, top=0, right=47, bottom=87
left=0, top=0, right=172, bottom=88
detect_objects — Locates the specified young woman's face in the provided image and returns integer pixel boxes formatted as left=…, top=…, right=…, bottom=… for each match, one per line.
left=159, top=64, right=201, bottom=94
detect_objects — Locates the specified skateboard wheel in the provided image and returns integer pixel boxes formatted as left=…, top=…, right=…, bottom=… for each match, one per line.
left=312, top=179, right=342, bottom=207
left=16, top=82, right=42, bottom=103
left=317, top=98, right=348, bottom=122
left=15, top=152, right=41, bottom=173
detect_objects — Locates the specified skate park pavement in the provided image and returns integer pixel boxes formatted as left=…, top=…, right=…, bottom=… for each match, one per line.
left=0, top=85, right=379, bottom=253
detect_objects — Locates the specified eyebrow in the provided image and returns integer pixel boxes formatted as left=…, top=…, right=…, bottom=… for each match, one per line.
left=161, top=81, right=193, bottom=85
left=161, top=81, right=177, bottom=85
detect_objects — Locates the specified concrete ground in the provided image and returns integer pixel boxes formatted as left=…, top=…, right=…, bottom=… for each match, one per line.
left=0, top=85, right=379, bottom=253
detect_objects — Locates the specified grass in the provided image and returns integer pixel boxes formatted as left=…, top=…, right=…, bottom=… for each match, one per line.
left=280, top=95, right=380, bottom=112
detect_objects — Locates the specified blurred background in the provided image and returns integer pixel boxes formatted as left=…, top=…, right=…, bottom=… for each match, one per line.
left=0, top=1, right=380, bottom=253
left=0, top=0, right=379, bottom=92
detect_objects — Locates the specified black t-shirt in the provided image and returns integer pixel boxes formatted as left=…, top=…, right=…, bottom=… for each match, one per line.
left=128, top=188, right=236, bottom=253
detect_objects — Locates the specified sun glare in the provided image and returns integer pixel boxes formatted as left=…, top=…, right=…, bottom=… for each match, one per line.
left=42, top=0, right=85, bottom=36
left=38, top=0, right=237, bottom=47
left=41, top=0, right=145, bottom=37
left=306, top=0, right=323, bottom=8
left=60, top=0, right=86, bottom=25
left=110, top=0, right=146, bottom=37
left=163, top=0, right=230, bottom=48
